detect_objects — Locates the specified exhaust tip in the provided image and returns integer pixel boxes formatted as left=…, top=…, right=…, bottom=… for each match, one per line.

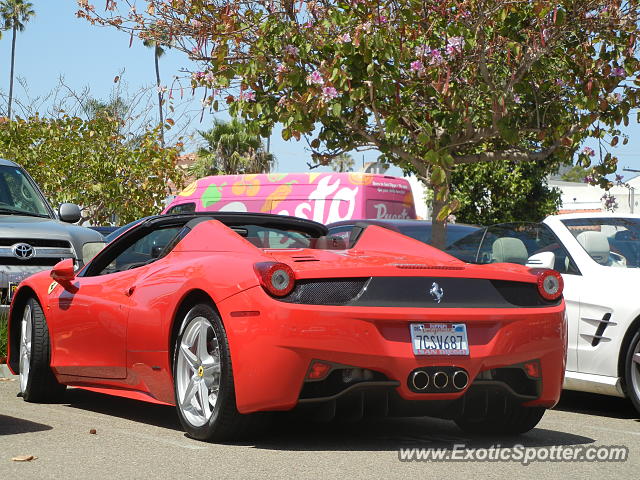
left=411, top=370, right=429, bottom=390
left=433, top=371, right=449, bottom=389
left=452, top=370, right=469, bottom=390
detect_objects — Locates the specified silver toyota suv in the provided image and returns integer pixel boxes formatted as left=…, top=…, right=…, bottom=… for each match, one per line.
left=0, top=158, right=104, bottom=305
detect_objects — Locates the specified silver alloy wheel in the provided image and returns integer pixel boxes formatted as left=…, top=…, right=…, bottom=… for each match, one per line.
left=19, top=303, right=32, bottom=393
left=632, top=340, right=640, bottom=401
left=176, top=316, right=221, bottom=427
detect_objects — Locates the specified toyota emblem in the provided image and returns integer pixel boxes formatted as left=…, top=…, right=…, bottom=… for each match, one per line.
left=12, top=243, right=35, bottom=260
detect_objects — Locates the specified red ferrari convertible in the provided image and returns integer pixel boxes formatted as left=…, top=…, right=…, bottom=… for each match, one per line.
left=6, top=213, right=566, bottom=441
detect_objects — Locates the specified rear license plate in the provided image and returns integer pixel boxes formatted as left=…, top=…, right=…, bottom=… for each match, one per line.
left=410, top=323, right=469, bottom=355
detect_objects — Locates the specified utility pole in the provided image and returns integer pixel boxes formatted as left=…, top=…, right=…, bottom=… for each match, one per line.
left=622, top=168, right=638, bottom=213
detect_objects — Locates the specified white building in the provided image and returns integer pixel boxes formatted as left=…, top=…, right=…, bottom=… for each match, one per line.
left=549, top=176, right=639, bottom=214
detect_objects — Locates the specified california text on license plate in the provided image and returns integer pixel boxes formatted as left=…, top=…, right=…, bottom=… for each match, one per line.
left=410, top=323, right=469, bottom=355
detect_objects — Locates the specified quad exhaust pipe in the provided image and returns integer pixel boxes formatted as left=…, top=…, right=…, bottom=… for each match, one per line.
left=409, top=369, right=469, bottom=392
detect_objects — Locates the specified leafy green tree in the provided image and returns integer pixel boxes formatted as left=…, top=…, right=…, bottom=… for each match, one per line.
left=189, top=118, right=276, bottom=178
left=0, top=0, right=34, bottom=120
left=561, top=164, right=592, bottom=182
left=451, top=159, right=562, bottom=225
left=81, top=1, right=640, bottom=246
left=0, top=115, right=184, bottom=223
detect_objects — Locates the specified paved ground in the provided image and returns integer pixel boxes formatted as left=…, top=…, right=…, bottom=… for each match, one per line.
left=0, top=380, right=638, bottom=479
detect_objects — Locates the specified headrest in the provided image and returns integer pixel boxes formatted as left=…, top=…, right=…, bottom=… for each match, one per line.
left=492, top=237, right=528, bottom=265
left=577, top=231, right=610, bottom=265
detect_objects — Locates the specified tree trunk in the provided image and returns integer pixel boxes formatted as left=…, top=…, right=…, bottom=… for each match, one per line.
left=154, top=46, right=165, bottom=147
left=8, top=23, right=17, bottom=120
left=430, top=171, right=451, bottom=250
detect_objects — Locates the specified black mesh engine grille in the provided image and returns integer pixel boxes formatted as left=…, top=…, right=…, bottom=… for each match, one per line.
left=279, top=278, right=369, bottom=305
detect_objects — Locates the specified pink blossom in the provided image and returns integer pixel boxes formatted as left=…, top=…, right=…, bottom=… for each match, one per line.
left=513, top=94, right=521, bottom=104
left=445, top=36, right=464, bottom=55
left=322, top=86, right=339, bottom=100
left=306, top=70, right=324, bottom=85
left=278, top=96, right=287, bottom=107
left=415, top=44, right=431, bottom=57
left=204, top=72, right=215, bottom=83
left=239, top=91, right=256, bottom=102
left=283, top=44, right=299, bottom=57
left=428, top=49, right=444, bottom=65
left=611, top=67, right=626, bottom=77
left=276, top=64, right=287, bottom=74
left=555, top=79, right=566, bottom=87
left=613, top=93, right=623, bottom=102
left=582, top=146, right=595, bottom=157
left=338, top=33, right=351, bottom=43
left=410, top=60, right=425, bottom=73
left=377, top=15, right=388, bottom=24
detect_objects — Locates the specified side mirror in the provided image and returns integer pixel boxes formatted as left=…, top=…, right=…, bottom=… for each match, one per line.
left=58, top=203, right=81, bottom=223
left=526, top=252, right=555, bottom=270
left=51, top=258, right=76, bottom=283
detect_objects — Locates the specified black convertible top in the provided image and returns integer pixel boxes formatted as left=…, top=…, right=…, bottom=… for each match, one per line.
left=144, top=212, right=329, bottom=237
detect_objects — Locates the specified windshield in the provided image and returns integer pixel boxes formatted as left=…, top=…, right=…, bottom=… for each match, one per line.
left=561, top=217, right=640, bottom=268
left=445, top=222, right=580, bottom=274
left=0, top=165, right=51, bottom=217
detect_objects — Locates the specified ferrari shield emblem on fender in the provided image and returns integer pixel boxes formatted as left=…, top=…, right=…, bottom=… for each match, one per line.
left=429, top=282, right=444, bottom=303
left=48, top=281, right=59, bottom=295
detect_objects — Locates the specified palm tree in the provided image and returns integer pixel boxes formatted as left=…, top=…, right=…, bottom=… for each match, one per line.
left=0, top=0, right=35, bottom=120
left=190, top=118, right=276, bottom=178
left=143, top=26, right=168, bottom=147
left=330, top=153, right=355, bottom=172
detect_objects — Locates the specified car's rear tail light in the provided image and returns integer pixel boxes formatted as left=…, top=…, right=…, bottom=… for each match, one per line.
left=535, top=269, right=563, bottom=301
left=254, top=262, right=295, bottom=297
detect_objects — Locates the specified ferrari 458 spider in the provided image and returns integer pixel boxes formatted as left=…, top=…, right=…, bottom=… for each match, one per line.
left=7, top=213, right=566, bottom=441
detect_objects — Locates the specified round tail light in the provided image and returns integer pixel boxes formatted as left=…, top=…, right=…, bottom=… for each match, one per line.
left=254, top=262, right=295, bottom=297
left=535, top=269, right=564, bottom=301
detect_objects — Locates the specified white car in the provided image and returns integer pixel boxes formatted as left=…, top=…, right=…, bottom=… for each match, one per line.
left=445, top=213, right=640, bottom=413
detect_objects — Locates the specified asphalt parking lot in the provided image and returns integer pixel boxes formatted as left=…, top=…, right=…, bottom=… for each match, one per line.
left=0, top=379, right=638, bottom=479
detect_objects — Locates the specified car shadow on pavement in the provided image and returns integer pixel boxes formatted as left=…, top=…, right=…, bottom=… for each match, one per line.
left=63, top=388, right=182, bottom=431
left=554, top=390, right=639, bottom=421
left=61, top=388, right=598, bottom=451
left=237, top=415, right=595, bottom=452
left=0, top=414, right=53, bottom=436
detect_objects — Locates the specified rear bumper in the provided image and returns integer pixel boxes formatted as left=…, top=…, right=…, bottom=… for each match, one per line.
left=218, top=286, right=567, bottom=414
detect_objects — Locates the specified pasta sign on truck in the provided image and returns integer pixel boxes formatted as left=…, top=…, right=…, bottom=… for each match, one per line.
left=163, top=172, right=417, bottom=224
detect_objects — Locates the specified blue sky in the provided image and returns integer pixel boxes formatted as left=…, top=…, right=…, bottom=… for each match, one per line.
left=1, top=1, right=639, bottom=178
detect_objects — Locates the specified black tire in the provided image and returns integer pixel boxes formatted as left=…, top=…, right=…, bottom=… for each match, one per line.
left=172, top=303, right=268, bottom=442
left=623, top=328, right=640, bottom=414
left=20, top=297, right=66, bottom=402
left=455, top=401, right=545, bottom=435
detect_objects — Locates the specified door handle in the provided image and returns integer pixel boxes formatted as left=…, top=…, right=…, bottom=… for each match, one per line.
left=124, top=286, right=136, bottom=297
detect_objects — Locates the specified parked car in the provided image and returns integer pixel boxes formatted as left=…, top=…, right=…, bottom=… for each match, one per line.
left=163, top=172, right=417, bottom=223
left=88, top=225, right=119, bottom=238
left=104, top=217, right=150, bottom=243
left=0, top=158, right=104, bottom=305
left=8, top=213, right=565, bottom=441
left=444, top=213, right=640, bottom=413
left=327, top=219, right=480, bottom=248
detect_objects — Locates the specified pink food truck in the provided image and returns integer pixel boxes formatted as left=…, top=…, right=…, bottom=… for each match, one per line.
left=163, top=172, right=417, bottom=224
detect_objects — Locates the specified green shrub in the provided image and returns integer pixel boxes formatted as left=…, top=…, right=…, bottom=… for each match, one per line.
left=0, top=311, right=7, bottom=362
